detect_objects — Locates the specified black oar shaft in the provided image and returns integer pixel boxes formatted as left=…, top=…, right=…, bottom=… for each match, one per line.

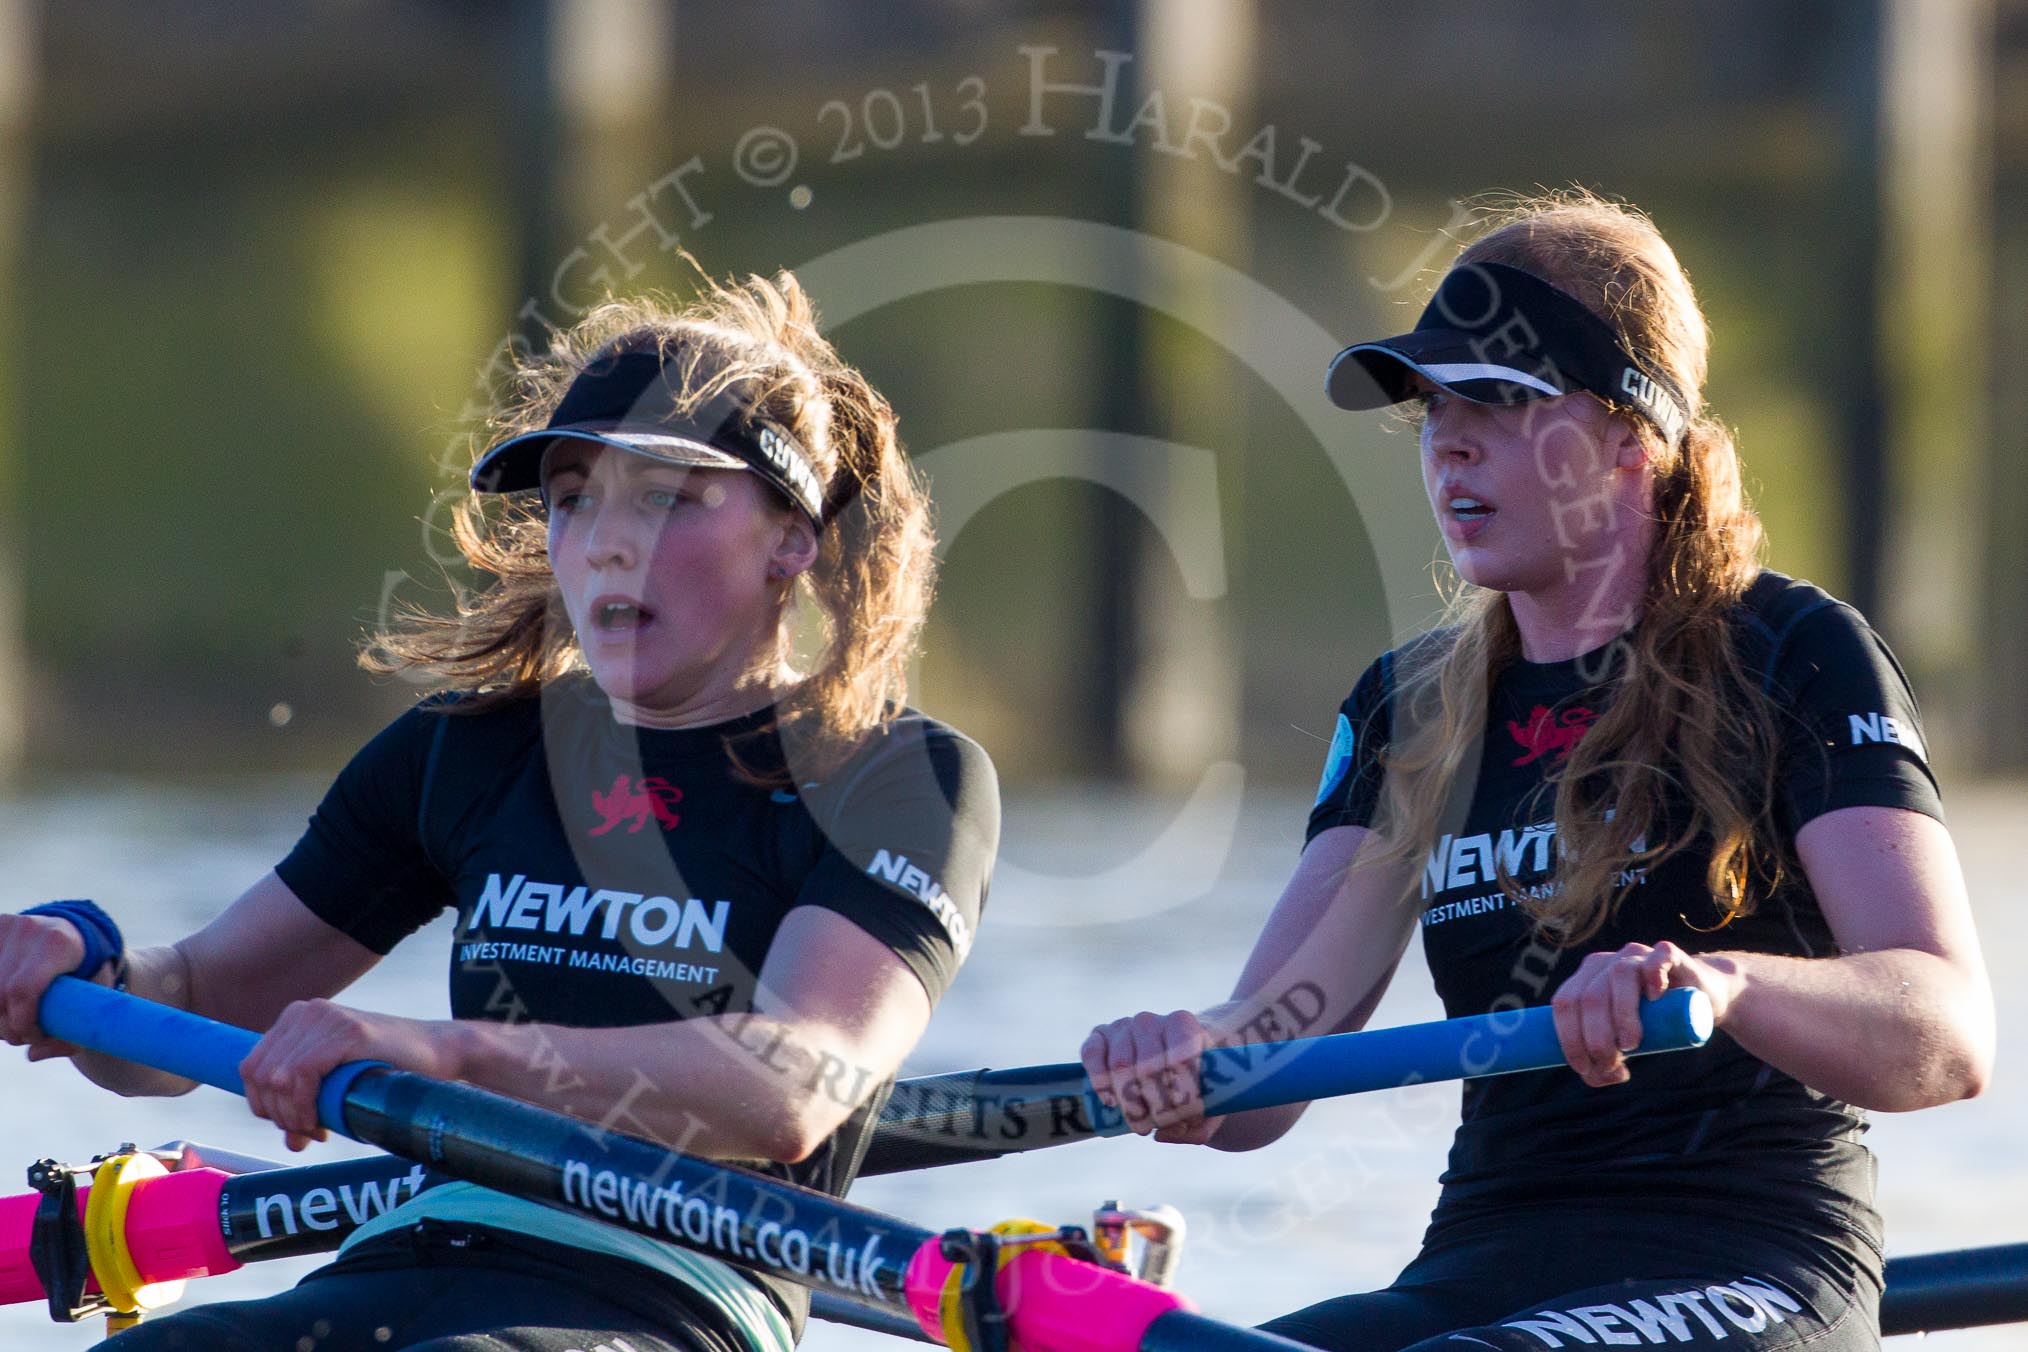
left=1881, top=1242, right=2028, bottom=1335
left=808, top=1291, right=936, bottom=1342
left=865, top=992, right=1712, bottom=1175
left=342, top=1067, right=923, bottom=1308
left=217, top=1155, right=438, bottom=1264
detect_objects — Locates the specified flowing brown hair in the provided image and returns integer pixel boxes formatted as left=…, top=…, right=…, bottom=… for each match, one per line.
left=1359, top=189, right=1782, bottom=946
left=364, top=270, right=937, bottom=781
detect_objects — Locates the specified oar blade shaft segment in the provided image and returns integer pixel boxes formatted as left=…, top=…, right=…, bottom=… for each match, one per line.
left=336, top=1064, right=926, bottom=1308
left=1881, top=1242, right=2028, bottom=1335
left=865, top=989, right=1712, bottom=1171
left=1201, top=987, right=1711, bottom=1118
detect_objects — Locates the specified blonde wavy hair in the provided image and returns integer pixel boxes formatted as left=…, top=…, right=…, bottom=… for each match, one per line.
left=365, top=270, right=937, bottom=781
left=1359, top=189, right=1782, bottom=945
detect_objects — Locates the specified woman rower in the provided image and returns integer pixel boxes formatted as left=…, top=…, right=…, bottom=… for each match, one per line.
left=0, top=269, right=999, bottom=1352
left=1082, top=191, right=1992, bottom=1351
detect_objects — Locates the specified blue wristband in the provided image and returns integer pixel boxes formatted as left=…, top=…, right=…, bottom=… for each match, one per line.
left=21, top=900, right=124, bottom=980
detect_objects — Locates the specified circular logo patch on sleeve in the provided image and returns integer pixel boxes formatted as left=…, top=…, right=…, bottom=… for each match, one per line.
left=1314, top=713, right=1355, bottom=807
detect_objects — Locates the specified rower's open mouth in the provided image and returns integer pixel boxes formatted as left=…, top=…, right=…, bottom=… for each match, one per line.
left=1449, top=496, right=1496, bottom=521
left=594, top=600, right=657, bottom=631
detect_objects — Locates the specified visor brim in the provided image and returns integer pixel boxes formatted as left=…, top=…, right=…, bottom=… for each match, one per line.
left=471, top=427, right=749, bottom=494
left=1325, top=332, right=1574, bottom=411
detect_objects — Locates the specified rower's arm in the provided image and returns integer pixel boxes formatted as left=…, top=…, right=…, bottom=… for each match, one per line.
left=1699, top=805, right=1991, bottom=1111
left=1081, top=823, right=1419, bottom=1153
left=1554, top=806, right=1993, bottom=1111
left=442, top=905, right=931, bottom=1163
left=1200, top=824, right=1419, bottom=1150
left=69, top=872, right=382, bottom=1097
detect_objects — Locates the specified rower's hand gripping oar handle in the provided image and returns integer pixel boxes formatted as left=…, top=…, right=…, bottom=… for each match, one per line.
left=30, top=980, right=1366, bottom=1352
left=1086, top=987, right=1712, bottom=1136
left=38, top=976, right=1709, bottom=1146
left=29, top=978, right=1677, bottom=1352
left=36, top=978, right=385, bottom=1138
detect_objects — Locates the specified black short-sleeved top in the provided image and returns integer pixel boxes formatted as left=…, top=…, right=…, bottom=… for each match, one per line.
left=1305, top=571, right=1940, bottom=1277
left=275, top=675, right=1000, bottom=1329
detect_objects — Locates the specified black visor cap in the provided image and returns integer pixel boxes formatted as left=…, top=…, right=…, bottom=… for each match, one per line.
left=470, top=350, right=827, bottom=525
left=1325, top=262, right=1689, bottom=442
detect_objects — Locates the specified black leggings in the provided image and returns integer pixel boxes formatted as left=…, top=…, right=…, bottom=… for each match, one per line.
left=1259, top=1209, right=1881, bottom=1352
left=99, top=1221, right=755, bottom=1352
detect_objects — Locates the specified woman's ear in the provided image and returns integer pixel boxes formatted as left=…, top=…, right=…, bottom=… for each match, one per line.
left=771, top=514, right=820, bottom=581
left=1610, top=411, right=1655, bottom=472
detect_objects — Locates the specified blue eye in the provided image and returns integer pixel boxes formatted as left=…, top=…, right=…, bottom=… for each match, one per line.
left=644, top=488, right=685, bottom=510
left=549, top=490, right=592, bottom=514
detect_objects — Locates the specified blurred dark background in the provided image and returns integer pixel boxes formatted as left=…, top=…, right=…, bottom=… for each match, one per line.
left=0, top=0, right=2020, bottom=788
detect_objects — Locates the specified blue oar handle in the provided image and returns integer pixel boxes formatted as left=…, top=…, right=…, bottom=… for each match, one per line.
left=38, top=976, right=1709, bottom=1147
left=38, top=976, right=385, bottom=1133
left=1090, top=987, right=1712, bottom=1135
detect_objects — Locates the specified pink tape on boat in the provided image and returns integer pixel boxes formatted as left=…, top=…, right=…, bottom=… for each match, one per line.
left=0, top=1167, right=239, bottom=1308
left=122, top=1168, right=238, bottom=1285
left=905, top=1239, right=1195, bottom=1352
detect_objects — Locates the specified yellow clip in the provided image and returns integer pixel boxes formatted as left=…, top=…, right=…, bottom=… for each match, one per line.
left=937, top=1219, right=1070, bottom=1352
left=81, top=1151, right=186, bottom=1321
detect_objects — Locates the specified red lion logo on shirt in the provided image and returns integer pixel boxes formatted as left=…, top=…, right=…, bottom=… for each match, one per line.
left=588, top=774, right=683, bottom=835
left=1507, top=705, right=1598, bottom=765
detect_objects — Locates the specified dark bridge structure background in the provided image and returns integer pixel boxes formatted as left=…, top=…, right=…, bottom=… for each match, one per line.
left=1, top=0, right=2024, bottom=786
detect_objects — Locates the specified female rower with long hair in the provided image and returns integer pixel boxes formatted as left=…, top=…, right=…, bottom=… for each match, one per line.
left=1082, top=190, right=1992, bottom=1351
left=0, top=269, right=999, bottom=1352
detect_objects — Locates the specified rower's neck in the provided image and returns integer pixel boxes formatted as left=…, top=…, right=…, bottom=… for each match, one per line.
left=1505, top=527, right=1652, bottom=663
